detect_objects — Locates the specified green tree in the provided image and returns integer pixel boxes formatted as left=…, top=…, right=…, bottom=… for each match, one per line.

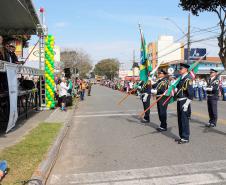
left=179, top=0, right=226, bottom=69
left=94, top=58, right=119, bottom=80
left=61, top=49, right=92, bottom=78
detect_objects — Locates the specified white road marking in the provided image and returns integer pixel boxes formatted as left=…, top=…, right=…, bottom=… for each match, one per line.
left=76, top=110, right=143, bottom=114
left=69, top=173, right=225, bottom=185
left=73, top=111, right=175, bottom=118
left=50, top=160, right=226, bottom=185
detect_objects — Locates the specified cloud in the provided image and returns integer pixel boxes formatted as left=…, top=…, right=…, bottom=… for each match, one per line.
left=60, top=40, right=139, bottom=69
left=55, top=22, right=69, bottom=28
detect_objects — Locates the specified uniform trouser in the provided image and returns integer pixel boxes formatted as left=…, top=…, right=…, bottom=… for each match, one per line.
left=207, top=97, right=218, bottom=125
left=177, top=100, right=190, bottom=140
left=203, top=88, right=207, bottom=99
left=198, top=87, right=203, bottom=101
left=193, top=87, right=197, bottom=98
left=142, top=95, right=150, bottom=121
left=187, top=104, right=191, bottom=118
left=157, top=98, right=168, bottom=129
left=222, top=88, right=226, bottom=101
left=80, top=90, right=85, bottom=100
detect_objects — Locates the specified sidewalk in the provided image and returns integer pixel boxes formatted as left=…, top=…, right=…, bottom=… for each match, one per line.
left=0, top=106, right=74, bottom=151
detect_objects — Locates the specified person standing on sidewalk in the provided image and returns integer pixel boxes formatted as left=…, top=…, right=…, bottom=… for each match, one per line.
left=193, top=79, right=198, bottom=99
left=197, top=77, right=203, bottom=101
left=79, top=79, right=87, bottom=101
left=222, top=79, right=226, bottom=101
left=205, top=69, right=220, bottom=127
left=87, top=80, right=92, bottom=96
left=59, top=77, right=69, bottom=111
left=202, top=79, right=207, bottom=100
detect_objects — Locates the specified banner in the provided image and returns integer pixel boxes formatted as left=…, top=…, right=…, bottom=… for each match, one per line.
left=28, top=45, right=61, bottom=62
left=6, top=64, right=18, bottom=133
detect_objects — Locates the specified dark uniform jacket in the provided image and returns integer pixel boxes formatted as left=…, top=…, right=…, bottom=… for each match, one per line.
left=176, top=74, right=193, bottom=100
left=207, top=77, right=219, bottom=99
left=152, top=77, right=168, bottom=96
left=9, top=51, right=18, bottom=64
left=139, top=81, right=152, bottom=94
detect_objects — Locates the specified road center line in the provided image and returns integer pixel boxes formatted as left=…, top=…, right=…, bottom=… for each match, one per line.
left=73, top=111, right=176, bottom=118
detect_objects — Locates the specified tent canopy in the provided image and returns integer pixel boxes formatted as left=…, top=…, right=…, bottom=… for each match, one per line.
left=0, top=0, right=42, bottom=35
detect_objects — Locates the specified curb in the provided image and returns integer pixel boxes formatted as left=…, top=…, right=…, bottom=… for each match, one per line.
left=28, top=104, right=77, bottom=185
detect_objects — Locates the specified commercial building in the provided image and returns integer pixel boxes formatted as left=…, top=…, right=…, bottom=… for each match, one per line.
left=148, top=35, right=225, bottom=78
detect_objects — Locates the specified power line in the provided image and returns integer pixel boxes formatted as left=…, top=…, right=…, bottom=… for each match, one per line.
left=191, top=25, right=219, bottom=33
left=153, top=35, right=218, bottom=61
left=150, top=33, right=188, bottom=56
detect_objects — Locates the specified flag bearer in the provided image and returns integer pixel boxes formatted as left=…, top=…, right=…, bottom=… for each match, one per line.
left=138, top=80, right=152, bottom=124
left=175, top=63, right=193, bottom=144
left=205, top=69, right=220, bottom=127
left=151, top=69, right=169, bottom=131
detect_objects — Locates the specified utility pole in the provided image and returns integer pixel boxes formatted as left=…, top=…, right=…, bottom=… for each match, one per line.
left=187, top=13, right=191, bottom=64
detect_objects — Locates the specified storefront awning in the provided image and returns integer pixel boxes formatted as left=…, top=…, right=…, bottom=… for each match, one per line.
left=0, top=0, right=42, bottom=35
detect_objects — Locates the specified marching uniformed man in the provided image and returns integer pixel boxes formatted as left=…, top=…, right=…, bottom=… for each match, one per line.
left=205, top=69, right=220, bottom=127
left=175, top=63, right=193, bottom=144
left=138, top=79, right=152, bottom=124
left=151, top=69, right=169, bottom=131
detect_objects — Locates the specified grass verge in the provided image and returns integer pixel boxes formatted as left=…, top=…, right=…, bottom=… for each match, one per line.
left=0, top=122, right=62, bottom=185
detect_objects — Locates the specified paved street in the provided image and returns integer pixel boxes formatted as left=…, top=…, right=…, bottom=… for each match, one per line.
left=47, top=85, right=226, bottom=185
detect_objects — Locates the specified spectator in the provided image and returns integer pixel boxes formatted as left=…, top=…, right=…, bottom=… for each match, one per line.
left=0, top=36, right=5, bottom=61
left=4, top=42, right=13, bottom=63
left=79, top=79, right=87, bottom=101
left=87, top=80, right=92, bottom=96
left=193, top=79, right=198, bottom=99
left=129, top=81, right=134, bottom=91
left=55, top=79, right=61, bottom=106
left=202, top=79, right=207, bottom=100
left=9, top=44, right=20, bottom=64
left=67, top=77, right=73, bottom=95
left=222, top=79, right=226, bottom=101
left=74, top=78, right=80, bottom=98
left=197, top=77, right=203, bottom=101
left=59, top=77, right=69, bottom=111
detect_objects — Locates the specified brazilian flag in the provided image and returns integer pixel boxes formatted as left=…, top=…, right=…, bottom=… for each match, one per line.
left=139, top=27, right=152, bottom=83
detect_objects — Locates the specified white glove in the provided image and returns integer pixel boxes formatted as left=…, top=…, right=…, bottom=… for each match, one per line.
left=142, top=93, right=149, bottom=102
left=174, top=88, right=178, bottom=93
left=137, top=86, right=142, bottom=90
left=182, top=99, right=192, bottom=112
left=205, top=87, right=213, bottom=91
left=151, top=89, right=157, bottom=95
left=151, top=80, right=156, bottom=85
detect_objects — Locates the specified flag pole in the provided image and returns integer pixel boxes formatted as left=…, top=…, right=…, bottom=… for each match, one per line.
left=139, top=93, right=165, bottom=118
left=117, top=89, right=136, bottom=105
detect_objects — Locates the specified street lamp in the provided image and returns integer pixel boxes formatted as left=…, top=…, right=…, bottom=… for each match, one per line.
left=163, top=14, right=191, bottom=64
left=163, top=17, right=186, bottom=35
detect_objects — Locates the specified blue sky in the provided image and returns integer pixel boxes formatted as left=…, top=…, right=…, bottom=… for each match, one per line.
left=33, top=0, right=220, bottom=68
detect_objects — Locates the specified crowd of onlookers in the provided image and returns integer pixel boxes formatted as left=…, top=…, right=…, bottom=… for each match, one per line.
left=55, top=77, right=93, bottom=111
left=101, top=76, right=226, bottom=101
left=193, top=77, right=226, bottom=101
